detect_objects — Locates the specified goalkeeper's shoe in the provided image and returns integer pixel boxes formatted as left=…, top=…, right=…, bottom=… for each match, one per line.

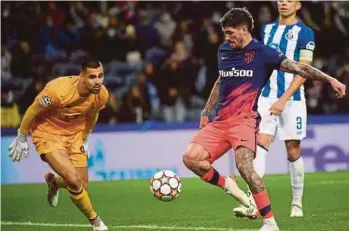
left=44, top=172, right=59, bottom=208
left=223, top=175, right=251, bottom=207
left=233, top=189, right=260, bottom=219
left=90, top=216, right=108, bottom=231
left=290, top=204, right=303, bottom=217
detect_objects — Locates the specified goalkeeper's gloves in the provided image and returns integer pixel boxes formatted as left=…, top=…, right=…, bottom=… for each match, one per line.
left=8, top=130, right=29, bottom=162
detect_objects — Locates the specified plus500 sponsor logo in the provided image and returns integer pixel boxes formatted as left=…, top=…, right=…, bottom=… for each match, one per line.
left=219, top=68, right=253, bottom=78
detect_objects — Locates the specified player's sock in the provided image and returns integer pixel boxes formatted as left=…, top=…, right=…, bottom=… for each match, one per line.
left=253, top=190, right=275, bottom=222
left=55, top=176, right=67, bottom=189
left=200, top=167, right=225, bottom=188
left=289, top=156, right=304, bottom=206
left=67, top=186, right=97, bottom=220
left=253, top=145, right=268, bottom=178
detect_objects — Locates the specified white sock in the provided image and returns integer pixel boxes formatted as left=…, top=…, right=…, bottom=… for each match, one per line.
left=253, top=145, right=268, bottom=178
left=289, top=156, right=304, bottom=206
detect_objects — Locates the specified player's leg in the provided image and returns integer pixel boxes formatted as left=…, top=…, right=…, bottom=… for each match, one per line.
left=279, top=99, right=307, bottom=217
left=183, top=143, right=250, bottom=207
left=254, top=134, right=274, bottom=178
left=254, top=97, right=278, bottom=179
left=68, top=134, right=108, bottom=231
left=44, top=164, right=87, bottom=207
left=32, top=134, right=67, bottom=207
left=75, top=166, right=106, bottom=230
left=285, top=140, right=304, bottom=217
left=76, top=167, right=89, bottom=190
left=235, top=147, right=279, bottom=231
left=233, top=97, right=277, bottom=219
left=233, top=133, right=274, bottom=218
left=182, top=123, right=251, bottom=207
left=43, top=151, right=107, bottom=230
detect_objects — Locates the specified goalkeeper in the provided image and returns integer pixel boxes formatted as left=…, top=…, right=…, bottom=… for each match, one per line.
left=8, top=57, right=109, bottom=231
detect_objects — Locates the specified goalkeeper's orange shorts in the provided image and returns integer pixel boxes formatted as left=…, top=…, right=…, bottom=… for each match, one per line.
left=190, top=115, right=258, bottom=163
left=31, top=131, right=88, bottom=168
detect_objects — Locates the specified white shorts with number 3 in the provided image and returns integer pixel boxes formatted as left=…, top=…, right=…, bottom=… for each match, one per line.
left=257, top=96, right=307, bottom=140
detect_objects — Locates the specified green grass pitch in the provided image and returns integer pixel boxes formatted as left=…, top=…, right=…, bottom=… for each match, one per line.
left=1, top=171, right=349, bottom=231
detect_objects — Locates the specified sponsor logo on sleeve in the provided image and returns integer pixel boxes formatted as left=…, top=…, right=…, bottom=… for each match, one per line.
left=306, top=41, right=315, bottom=51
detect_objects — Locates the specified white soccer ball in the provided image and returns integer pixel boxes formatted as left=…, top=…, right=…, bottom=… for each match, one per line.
left=150, top=170, right=182, bottom=202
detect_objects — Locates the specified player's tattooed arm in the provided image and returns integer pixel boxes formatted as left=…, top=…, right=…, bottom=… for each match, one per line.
left=235, top=147, right=265, bottom=193
left=203, top=77, right=220, bottom=113
left=280, top=58, right=346, bottom=98
left=280, top=58, right=334, bottom=82
left=270, top=60, right=311, bottom=116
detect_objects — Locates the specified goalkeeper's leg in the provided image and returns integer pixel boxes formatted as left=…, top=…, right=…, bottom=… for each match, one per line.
left=44, top=150, right=108, bottom=230
left=44, top=167, right=88, bottom=207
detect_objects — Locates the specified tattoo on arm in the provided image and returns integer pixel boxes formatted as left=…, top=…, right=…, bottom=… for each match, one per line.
left=235, top=147, right=265, bottom=193
left=203, top=77, right=220, bottom=113
left=280, top=58, right=334, bottom=83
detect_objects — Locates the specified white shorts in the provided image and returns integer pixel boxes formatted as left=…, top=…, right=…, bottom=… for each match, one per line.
left=257, top=96, right=307, bottom=140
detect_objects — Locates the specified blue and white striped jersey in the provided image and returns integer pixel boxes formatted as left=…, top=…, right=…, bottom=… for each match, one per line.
left=261, top=20, right=315, bottom=101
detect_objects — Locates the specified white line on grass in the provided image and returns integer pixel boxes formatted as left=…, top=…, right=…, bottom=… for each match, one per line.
left=1, top=221, right=258, bottom=231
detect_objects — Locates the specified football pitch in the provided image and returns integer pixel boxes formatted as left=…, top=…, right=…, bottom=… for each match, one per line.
left=2, top=171, right=349, bottom=231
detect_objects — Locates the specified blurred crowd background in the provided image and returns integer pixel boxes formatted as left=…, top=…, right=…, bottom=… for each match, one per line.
left=2, top=1, right=349, bottom=128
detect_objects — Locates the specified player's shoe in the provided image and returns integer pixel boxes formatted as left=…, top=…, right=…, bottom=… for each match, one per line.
left=223, top=175, right=251, bottom=207
left=233, top=204, right=260, bottom=219
left=290, top=204, right=303, bottom=217
left=90, top=216, right=108, bottom=231
left=259, top=219, right=280, bottom=231
left=233, top=189, right=260, bottom=219
left=44, top=172, right=59, bottom=208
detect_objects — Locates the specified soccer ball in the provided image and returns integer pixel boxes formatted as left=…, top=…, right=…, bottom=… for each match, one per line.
left=150, top=170, right=182, bottom=202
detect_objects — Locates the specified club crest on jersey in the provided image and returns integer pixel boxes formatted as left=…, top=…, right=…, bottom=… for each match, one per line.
left=244, top=51, right=255, bottom=63
left=39, top=95, right=52, bottom=108
left=285, top=30, right=295, bottom=41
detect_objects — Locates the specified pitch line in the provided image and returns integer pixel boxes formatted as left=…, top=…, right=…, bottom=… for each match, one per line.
left=1, top=221, right=258, bottom=231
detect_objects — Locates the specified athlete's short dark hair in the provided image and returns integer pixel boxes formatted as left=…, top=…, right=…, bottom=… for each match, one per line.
left=81, top=57, right=102, bottom=72
left=220, top=8, right=254, bottom=33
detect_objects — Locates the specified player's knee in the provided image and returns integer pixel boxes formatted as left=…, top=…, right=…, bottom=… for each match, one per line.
left=182, top=151, right=199, bottom=169
left=286, top=140, right=301, bottom=161
left=183, top=147, right=202, bottom=169
left=287, top=147, right=301, bottom=161
left=65, top=172, right=83, bottom=191
left=183, top=143, right=210, bottom=170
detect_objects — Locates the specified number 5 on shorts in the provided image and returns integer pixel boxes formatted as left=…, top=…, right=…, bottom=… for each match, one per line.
left=296, top=116, right=302, bottom=130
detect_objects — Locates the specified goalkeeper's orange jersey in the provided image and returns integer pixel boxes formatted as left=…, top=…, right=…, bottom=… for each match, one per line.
left=30, top=75, right=108, bottom=136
